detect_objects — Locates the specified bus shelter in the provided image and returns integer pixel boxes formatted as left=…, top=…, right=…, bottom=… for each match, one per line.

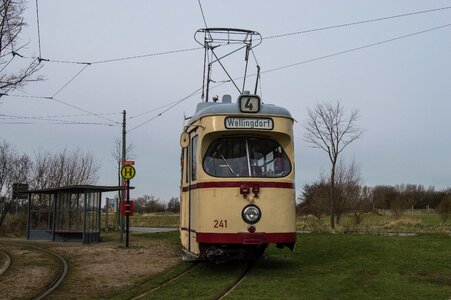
left=25, top=185, right=126, bottom=243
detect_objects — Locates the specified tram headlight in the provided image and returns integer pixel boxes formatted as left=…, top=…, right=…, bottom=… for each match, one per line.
left=242, top=205, right=261, bottom=224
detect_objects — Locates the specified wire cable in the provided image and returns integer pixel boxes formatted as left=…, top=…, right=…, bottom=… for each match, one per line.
left=263, top=5, right=451, bottom=40
left=1, top=93, right=120, bottom=124
left=0, top=113, right=118, bottom=126
left=198, top=0, right=209, bottom=29
left=90, top=47, right=203, bottom=64
left=261, top=23, right=451, bottom=75
left=35, top=0, right=42, bottom=57
left=129, top=100, right=185, bottom=119
left=51, top=97, right=120, bottom=124
left=128, top=86, right=203, bottom=133
left=0, top=56, right=15, bottom=73
left=51, top=64, right=90, bottom=98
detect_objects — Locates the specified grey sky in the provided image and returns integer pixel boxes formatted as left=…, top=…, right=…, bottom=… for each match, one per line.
left=1, top=0, right=451, bottom=201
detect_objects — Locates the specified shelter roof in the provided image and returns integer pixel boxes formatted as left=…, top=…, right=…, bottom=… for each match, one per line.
left=24, top=185, right=132, bottom=194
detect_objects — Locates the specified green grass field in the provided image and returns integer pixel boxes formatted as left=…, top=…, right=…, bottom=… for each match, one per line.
left=113, top=231, right=451, bottom=299
left=297, top=212, right=451, bottom=234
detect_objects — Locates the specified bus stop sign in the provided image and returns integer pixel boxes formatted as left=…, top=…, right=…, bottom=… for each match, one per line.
left=121, top=165, right=136, bottom=180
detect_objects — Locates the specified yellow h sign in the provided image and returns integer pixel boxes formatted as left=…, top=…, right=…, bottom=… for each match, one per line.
left=121, top=165, right=136, bottom=180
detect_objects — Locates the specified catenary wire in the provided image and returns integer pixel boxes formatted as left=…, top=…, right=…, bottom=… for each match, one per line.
left=90, top=47, right=203, bottom=64
left=0, top=121, right=117, bottom=126
left=35, top=0, right=42, bottom=57
left=51, top=64, right=90, bottom=98
left=260, top=23, right=451, bottom=75
left=1, top=93, right=120, bottom=124
left=127, top=86, right=203, bottom=133
left=263, top=5, right=451, bottom=40
left=0, top=56, right=15, bottom=73
left=0, top=113, right=118, bottom=126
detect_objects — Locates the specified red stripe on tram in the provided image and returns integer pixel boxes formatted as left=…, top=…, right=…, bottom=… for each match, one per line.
left=196, top=232, right=297, bottom=244
left=182, top=181, right=294, bottom=192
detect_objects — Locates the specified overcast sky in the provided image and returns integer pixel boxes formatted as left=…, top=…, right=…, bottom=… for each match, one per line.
left=1, top=0, right=451, bottom=202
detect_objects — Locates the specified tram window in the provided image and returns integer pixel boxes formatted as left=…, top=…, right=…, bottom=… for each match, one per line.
left=191, top=135, right=198, bottom=181
left=203, top=137, right=291, bottom=178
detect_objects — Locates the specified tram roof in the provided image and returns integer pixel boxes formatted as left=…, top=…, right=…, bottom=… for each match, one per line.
left=188, top=99, right=292, bottom=125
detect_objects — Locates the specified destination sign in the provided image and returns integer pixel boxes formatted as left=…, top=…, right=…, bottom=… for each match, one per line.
left=225, top=117, right=273, bottom=130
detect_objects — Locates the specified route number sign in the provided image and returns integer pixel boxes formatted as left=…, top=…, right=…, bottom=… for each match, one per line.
left=121, top=165, right=136, bottom=180
left=239, top=95, right=261, bottom=113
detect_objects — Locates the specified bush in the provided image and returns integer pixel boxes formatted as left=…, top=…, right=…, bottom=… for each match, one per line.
left=437, top=195, right=451, bottom=223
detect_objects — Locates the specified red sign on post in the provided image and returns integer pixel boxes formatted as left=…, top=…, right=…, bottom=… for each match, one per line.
left=122, top=160, right=135, bottom=167
left=121, top=200, right=134, bottom=216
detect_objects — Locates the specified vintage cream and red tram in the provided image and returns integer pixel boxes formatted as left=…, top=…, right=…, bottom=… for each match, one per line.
left=180, top=94, right=296, bottom=261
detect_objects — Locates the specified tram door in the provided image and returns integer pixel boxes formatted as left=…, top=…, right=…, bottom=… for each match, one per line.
left=187, top=134, right=198, bottom=253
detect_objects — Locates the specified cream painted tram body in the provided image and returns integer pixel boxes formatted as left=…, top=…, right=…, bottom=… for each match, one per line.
left=180, top=94, right=296, bottom=261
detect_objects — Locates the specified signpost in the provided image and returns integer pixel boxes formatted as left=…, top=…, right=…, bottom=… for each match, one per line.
left=121, top=164, right=135, bottom=248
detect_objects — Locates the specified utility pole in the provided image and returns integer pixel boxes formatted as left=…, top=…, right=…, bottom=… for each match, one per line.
left=120, top=110, right=126, bottom=243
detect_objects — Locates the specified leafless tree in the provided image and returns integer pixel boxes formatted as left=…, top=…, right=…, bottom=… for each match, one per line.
left=0, top=0, right=43, bottom=95
left=30, top=148, right=99, bottom=189
left=303, top=101, right=363, bottom=228
left=335, top=159, right=361, bottom=223
left=0, top=140, right=31, bottom=228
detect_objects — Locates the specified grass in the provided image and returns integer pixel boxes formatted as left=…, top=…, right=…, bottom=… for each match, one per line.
left=297, top=211, right=451, bottom=234
left=230, top=234, right=451, bottom=299
left=110, top=231, right=451, bottom=299
left=130, top=213, right=179, bottom=228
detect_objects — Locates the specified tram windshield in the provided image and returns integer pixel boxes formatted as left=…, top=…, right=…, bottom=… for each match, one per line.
left=203, top=137, right=291, bottom=177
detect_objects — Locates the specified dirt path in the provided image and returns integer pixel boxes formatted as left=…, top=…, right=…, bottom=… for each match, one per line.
left=0, top=243, right=59, bottom=299
left=0, top=233, right=180, bottom=299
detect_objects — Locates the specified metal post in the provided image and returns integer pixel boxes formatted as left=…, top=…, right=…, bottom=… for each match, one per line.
left=105, top=197, right=109, bottom=233
left=120, top=110, right=126, bottom=243
left=83, top=192, right=87, bottom=244
left=98, top=192, right=102, bottom=242
left=126, top=179, right=130, bottom=248
left=52, top=193, right=57, bottom=242
left=27, top=193, right=31, bottom=239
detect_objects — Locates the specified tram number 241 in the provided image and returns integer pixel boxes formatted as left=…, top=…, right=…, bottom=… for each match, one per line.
left=213, top=219, right=228, bottom=228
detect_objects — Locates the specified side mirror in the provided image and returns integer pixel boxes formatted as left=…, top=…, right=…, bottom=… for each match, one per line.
left=180, top=132, right=190, bottom=148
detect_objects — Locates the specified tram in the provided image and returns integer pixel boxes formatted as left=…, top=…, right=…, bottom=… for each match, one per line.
left=179, top=93, right=296, bottom=261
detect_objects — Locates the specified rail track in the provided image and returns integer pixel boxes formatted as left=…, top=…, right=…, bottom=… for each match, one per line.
left=0, top=241, right=68, bottom=299
left=33, top=246, right=68, bottom=300
left=0, top=250, right=11, bottom=276
left=131, top=262, right=199, bottom=300
left=131, top=260, right=254, bottom=299
left=215, top=261, right=254, bottom=300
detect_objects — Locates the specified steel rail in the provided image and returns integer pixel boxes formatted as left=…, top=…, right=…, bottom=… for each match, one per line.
left=0, top=250, right=11, bottom=276
left=33, top=247, right=68, bottom=300
left=215, top=261, right=254, bottom=300
left=131, top=262, right=200, bottom=300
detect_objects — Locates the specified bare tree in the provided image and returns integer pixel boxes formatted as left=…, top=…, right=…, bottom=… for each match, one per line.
left=0, top=140, right=31, bottom=228
left=335, top=159, right=362, bottom=224
left=0, top=0, right=43, bottom=94
left=30, top=148, right=99, bottom=189
left=303, top=101, right=363, bottom=228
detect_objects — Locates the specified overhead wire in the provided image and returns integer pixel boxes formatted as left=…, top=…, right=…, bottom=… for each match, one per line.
left=260, top=23, right=451, bottom=75
left=127, top=86, right=203, bottom=133
left=263, top=5, right=451, bottom=40
left=89, top=47, right=203, bottom=65
left=5, top=4, right=451, bottom=132
left=0, top=56, right=15, bottom=73
left=51, top=64, right=90, bottom=98
left=35, top=0, right=42, bottom=57
left=0, top=113, right=118, bottom=126
left=2, top=93, right=120, bottom=124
